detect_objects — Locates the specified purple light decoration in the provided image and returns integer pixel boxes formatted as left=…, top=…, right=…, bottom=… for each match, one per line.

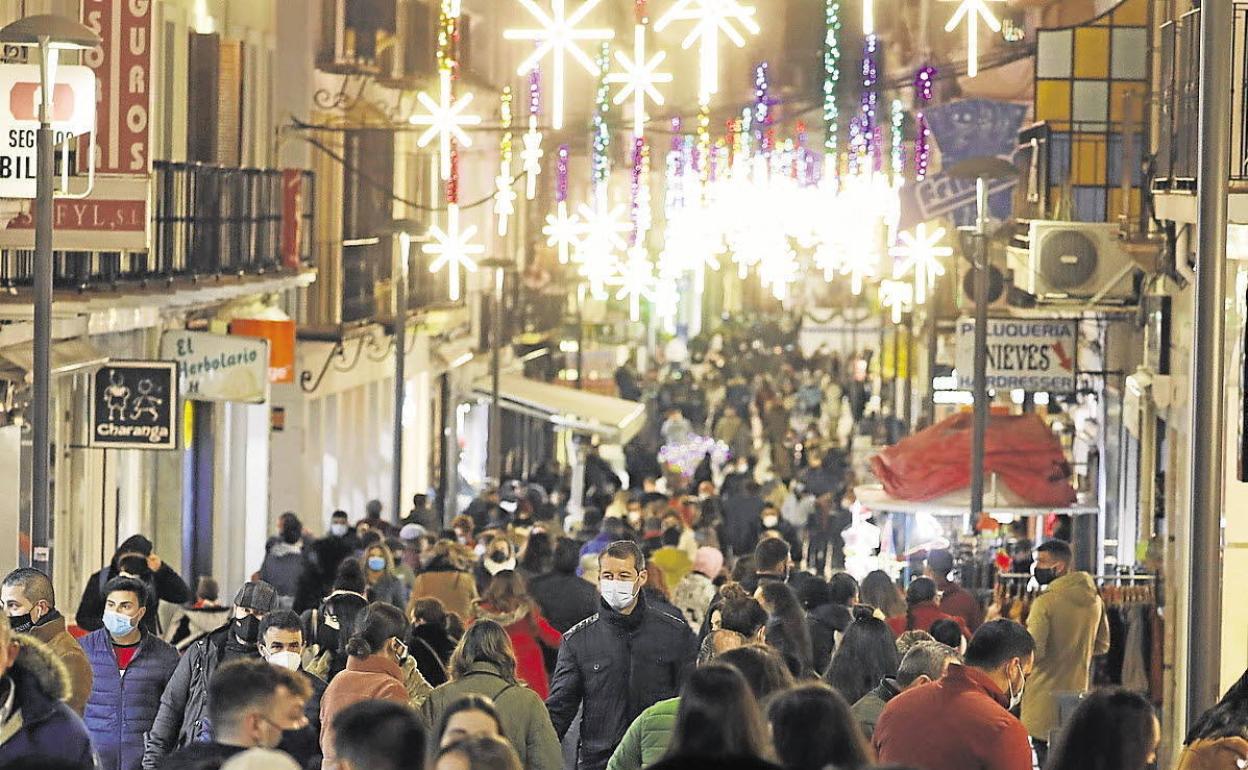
left=556, top=144, right=570, bottom=203
left=631, top=137, right=645, bottom=243
left=914, top=64, right=936, bottom=180
left=915, top=65, right=936, bottom=103
left=859, top=34, right=879, bottom=171
left=528, top=68, right=541, bottom=119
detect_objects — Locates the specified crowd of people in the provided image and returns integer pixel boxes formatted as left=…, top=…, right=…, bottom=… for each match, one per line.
left=0, top=329, right=1244, bottom=770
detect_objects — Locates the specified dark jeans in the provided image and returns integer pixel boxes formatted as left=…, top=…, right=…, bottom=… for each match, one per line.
left=1032, top=738, right=1047, bottom=768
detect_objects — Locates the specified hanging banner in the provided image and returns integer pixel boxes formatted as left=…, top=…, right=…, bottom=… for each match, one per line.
left=955, top=318, right=1078, bottom=393
left=159, top=330, right=270, bottom=404
left=89, top=361, right=178, bottom=449
left=80, top=0, right=154, bottom=174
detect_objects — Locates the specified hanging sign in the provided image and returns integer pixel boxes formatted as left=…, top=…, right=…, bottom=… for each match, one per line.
left=0, top=63, right=97, bottom=199
left=229, top=319, right=297, bottom=384
left=955, top=318, right=1077, bottom=393
left=89, top=361, right=178, bottom=449
left=80, top=0, right=154, bottom=174
left=159, top=330, right=270, bottom=404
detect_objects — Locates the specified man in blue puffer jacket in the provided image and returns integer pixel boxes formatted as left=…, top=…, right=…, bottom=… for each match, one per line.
left=81, top=576, right=180, bottom=770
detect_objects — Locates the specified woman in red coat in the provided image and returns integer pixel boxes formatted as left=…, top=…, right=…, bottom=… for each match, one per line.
left=471, top=570, right=562, bottom=698
left=887, top=576, right=971, bottom=639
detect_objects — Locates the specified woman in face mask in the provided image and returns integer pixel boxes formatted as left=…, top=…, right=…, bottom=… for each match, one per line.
left=319, top=603, right=413, bottom=770
left=359, top=543, right=408, bottom=611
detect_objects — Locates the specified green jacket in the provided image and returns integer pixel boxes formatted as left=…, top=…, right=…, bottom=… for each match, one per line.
left=606, top=697, right=680, bottom=770
left=419, top=662, right=562, bottom=770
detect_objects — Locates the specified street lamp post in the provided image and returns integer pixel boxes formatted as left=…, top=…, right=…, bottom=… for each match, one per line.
left=481, top=257, right=513, bottom=483
left=380, top=218, right=426, bottom=526
left=0, top=15, right=100, bottom=560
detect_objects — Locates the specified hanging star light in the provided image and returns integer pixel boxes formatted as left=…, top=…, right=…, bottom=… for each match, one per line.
left=943, top=0, right=1004, bottom=78
left=879, top=279, right=914, bottom=324
left=544, top=145, right=580, bottom=264
left=890, top=223, right=953, bottom=304
left=411, top=69, right=482, bottom=181
left=505, top=0, right=615, bottom=130
left=614, top=244, right=658, bottom=321
left=576, top=197, right=633, bottom=256
left=655, top=0, right=760, bottom=101
left=423, top=203, right=485, bottom=302
left=606, top=23, right=673, bottom=138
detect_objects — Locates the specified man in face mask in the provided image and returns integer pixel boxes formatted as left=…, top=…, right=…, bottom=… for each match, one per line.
left=76, top=534, right=191, bottom=635
left=2, top=567, right=92, bottom=715
left=143, top=580, right=277, bottom=770
left=547, top=541, right=698, bottom=770
left=80, top=577, right=181, bottom=770
left=258, top=611, right=327, bottom=770
left=159, top=658, right=310, bottom=770
left=303, top=512, right=359, bottom=610
left=1022, top=540, right=1110, bottom=765
left=874, top=619, right=1036, bottom=770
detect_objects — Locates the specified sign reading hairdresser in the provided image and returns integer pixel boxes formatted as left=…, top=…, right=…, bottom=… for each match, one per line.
left=160, top=331, right=269, bottom=404
left=955, top=318, right=1077, bottom=393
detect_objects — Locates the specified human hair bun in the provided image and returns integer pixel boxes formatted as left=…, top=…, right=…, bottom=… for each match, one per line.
left=344, top=634, right=375, bottom=658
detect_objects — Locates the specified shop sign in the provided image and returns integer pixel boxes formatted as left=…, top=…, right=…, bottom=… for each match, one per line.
left=0, top=63, right=96, bottom=199
left=89, top=361, right=178, bottom=449
left=80, top=0, right=154, bottom=174
left=159, top=330, right=270, bottom=404
left=955, top=318, right=1077, bottom=393
left=0, top=176, right=150, bottom=251
left=229, top=318, right=296, bottom=384
left=280, top=170, right=305, bottom=269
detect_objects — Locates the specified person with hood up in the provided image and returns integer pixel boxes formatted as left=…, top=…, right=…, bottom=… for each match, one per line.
left=672, top=547, right=723, bottom=632
left=76, top=534, right=191, bottom=634
left=164, top=577, right=232, bottom=652
left=1021, top=539, right=1110, bottom=765
left=141, top=580, right=277, bottom=769
left=0, top=615, right=95, bottom=768
left=471, top=571, right=561, bottom=699
left=260, top=514, right=312, bottom=610
left=2, top=567, right=92, bottom=715
left=410, top=541, right=479, bottom=623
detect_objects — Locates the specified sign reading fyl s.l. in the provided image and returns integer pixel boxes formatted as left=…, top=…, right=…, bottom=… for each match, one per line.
left=160, top=331, right=270, bottom=404
left=89, top=361, right=178, bottom=450
left=955, top=318, right=1078, bottom=393
left=0, top=64, right=96, bottom=199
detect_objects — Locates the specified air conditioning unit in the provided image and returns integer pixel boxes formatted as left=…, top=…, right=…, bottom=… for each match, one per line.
left=1008, top=221, right=1139, bottom=303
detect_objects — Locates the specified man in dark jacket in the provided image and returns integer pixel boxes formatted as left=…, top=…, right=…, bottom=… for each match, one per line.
left=720, top=482, right=764, bottom=560
left=76, top=534, right=191, bottom=634
left=547, top=541, right=698, bottom=770
left=851, top=640, right=960, bottom=739
left=258, top=610, right=327, bottom=770
left=0, top=615, right=95, bottom=769
left=297, top=511, right=358, bottom=612
left=159, top=658, right=310, bottom=770
left=81, top=577, right=181, bottom=770
left=142, top=581, right=277, bottom=769
left=530, top=537, right=599, bottom=633
left=3, top=567, right=93, bottom=715
left=260, top=515, right=311, bottom=610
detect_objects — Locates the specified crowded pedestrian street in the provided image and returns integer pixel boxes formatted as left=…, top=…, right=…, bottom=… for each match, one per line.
left=0, top=0, right=1246, bottom=769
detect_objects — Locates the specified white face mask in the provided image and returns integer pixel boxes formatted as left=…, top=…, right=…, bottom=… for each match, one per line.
left=266, top=650, right=302, bottom=671
left=330, top=523, right=349, bottom=537
left=762, top=516, right=779, bottom=528
left=1007, top=660, right=1026, bottom=710
left=600, top=579, right=639, bottom=611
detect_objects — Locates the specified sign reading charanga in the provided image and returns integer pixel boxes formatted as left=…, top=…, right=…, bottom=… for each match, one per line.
left=89, top=361, right=178, bottom=449
left=159, top=331, right=270, bottom=404
left=955, top=318, right=1078, bottom=393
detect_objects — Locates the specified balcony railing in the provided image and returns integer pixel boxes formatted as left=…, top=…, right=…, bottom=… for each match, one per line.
left=0, top=162, right=314, bottom=291
left=1153, top=5, right=1248, bottom=192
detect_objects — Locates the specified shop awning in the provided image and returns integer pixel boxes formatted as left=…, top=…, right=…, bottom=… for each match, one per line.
left=0, top=338, right=108, bottom=383
left=855, top=484, right=1099, bottom=518
left=472, top=373, right=645, bottom=445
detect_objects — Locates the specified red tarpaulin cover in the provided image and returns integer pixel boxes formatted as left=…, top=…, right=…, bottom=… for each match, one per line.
left=870, top=412, right=1077, bottom=506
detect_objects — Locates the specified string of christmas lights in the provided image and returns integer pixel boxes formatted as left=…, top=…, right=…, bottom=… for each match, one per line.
left=823, top=0, right=841, bottom=158
left=493, top=87, right=516, bottom=236
left=592, top=42, right=612, bottom=194
left=522, top=69, right=544, bottom=200
left=914, top=65, right=936, bottom=180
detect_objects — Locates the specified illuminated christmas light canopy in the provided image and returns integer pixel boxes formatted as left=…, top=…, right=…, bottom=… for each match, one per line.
left=411, top=69, right=482, bottom=181
left=943, top=0, right=1004, bottom=78
left=494, top=88, right=516, bottom=237
left=505, top=0, right=615, bottom=130
left=655, top=0, right=760, bottom=101
left=890, top=223, right=952, bottom=304
left=423, top=203, right=484, bottom=302
left=606, top=24, right=673, bottom=138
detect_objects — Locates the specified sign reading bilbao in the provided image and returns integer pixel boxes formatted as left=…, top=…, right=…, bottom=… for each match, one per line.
left=89, top=361, right=178, bottom=450
left=955, top=318, right=1078, bottom=393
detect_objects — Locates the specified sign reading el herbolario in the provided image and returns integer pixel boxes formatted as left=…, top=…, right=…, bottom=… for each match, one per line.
left=89, top=362, right=178, bottom=449
left=955, top=318, right=1078, bottom=393
left=159, top=331, right=270, bottom=404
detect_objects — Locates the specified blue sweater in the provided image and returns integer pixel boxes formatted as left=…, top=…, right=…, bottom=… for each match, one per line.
left=81, top=628, right=180, bottom=770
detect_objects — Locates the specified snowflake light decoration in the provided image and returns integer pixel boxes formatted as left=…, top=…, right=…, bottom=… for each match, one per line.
left=943, top=0, right=1004, bottom=78
left=880, top=278, right=914, bottom=324
left=423, top=203, right=485, bottom=302
left=606, top=24, right=673, bottom=138
left=493, top=163, right=517, bottom=237
left=410, top=69, right=482, bottom=181
left=505, top=0, right=615, bottom=130
left=543, top=201, right=582, bottom=264
left=890, top=223, right=952, bottom=304
left=613, top=244, right=658, bottom=321
left=655, top=0, right=760, bottom=101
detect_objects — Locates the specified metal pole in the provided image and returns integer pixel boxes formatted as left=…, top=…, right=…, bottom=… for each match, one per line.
left=893, top=319, right=902, bottom=420
left=925, top=298, right=938, bottom=427
left=575, top=284, right=585, bottom=390
left=904, top=311, right=915, bottom=431
left=1187, top=0, right=1231, bottom=724
left=969, top=177, right=990, bottom=517
left=391, top=233, right=410, bottom=525
left=489, top=266, right=504, bottom=481
left=31, top=38, right=55, bottom=569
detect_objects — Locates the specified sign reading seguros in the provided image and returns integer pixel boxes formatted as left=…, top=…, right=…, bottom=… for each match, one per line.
left=159, top=330, right=270, bottom=404
left=955, top=318, right=1078, bottom=393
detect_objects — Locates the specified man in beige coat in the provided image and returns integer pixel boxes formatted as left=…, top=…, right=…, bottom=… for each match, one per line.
left=1022, top=540, right=1110, bottom=765
left=2, top=568, right=93, bottom=715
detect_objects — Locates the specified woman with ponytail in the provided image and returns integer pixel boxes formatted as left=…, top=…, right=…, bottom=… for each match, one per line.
left=319, top=602, right=411, bottom=770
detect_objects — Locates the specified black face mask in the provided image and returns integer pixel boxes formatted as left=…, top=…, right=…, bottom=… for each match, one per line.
left=233, top=614, right=261, bottom=644
left=7, top=613, right=33, bottom=633
left=1033, top=567, right=1059, bottom=586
